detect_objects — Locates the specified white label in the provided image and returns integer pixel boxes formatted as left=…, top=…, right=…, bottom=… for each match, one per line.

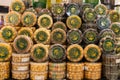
left=18, top=66, right=28, bottom=71
left=115, top=0, right=120, bottom=5
left=115, top=7, right=120, bottom=13
left=35, top=76, right=44, bottom=80
left=116, top=59, right=120, bottom=63
left=22, top=58, right=29, bottom=62
left=84, top=66, right=88, bottom=71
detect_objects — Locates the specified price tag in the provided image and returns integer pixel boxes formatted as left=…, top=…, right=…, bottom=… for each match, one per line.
left=84, top=66, right=88, bottom=71
left=116, top=59, right=120, bottom=63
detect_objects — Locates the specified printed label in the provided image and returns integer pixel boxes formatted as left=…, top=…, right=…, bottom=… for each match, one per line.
left=115, top=0, right=120, bottom=5
left=35, top=76, right=44, bottom=80
left=18, top=66, right=28, bottom=71
left=84, top=66, right=88, bottom=71
left=116, top=59, right=120, bottom=63
left=22, top=58, right=29, bottom=62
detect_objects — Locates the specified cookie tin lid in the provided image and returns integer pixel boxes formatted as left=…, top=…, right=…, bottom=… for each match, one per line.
left=51, top=4, right=65, bottom=17
left=95, top=4, right=107, bottom=16
left=34, top=28, right=50, bottom=44
left=0, top=43, right=12, bottom=61
left=51, top=28, right=66, bottom=44
left=84, top=44, right=101, bottom=62
left=67, top=44, right=83, bottom=62
left=83, top=28, right=98, bottom=44
left=83, top=8, right=97, bottom=22
left=99, top=36, right=116, bottom=52
left=66, top=3, right=80, bottom=16
left=99, top=29, right=115, bottom=39
left=10, top=0, right=25, bottom=13
left=22, top=12, right=37, bottom=27
left=31, top=44, right=49, bottom=62
left=18, top=27, right=33, bottom=39
left=1, top=26, right=17, bottom=42
left=49, top=44, right=66, bottom=62
left=110, top=22, right=120, bottom=37
left=67, top=29, right=82, bottom=44
left=13, top=35, right=33, bottom=53
left=96, top=17, right=111, bottom=30
left=109, top=10, right=120, bottom=22
left=38, top=14, right=53, bottom=29
left=80, top=3, right=93, bottom=14
left=66, top=15, right=82, bottom=29
left=52, top=21, right=67, bottom=31
left=5, top=11, right=21, bottom=26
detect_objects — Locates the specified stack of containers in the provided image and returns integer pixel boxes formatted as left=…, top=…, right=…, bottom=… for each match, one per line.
left=48, top=4, right=67, bottom=80
left=84, top=44, right=102, bottom=80
left=0, top=43, right=12, bottom=79
left=12, top=35, right=33, bottom=79
left=110, top=22, right=120, bottom=78
left=65, top=3, right=84, bottom=80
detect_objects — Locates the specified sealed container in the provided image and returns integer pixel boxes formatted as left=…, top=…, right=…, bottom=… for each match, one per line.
left=66, top=15, right=82, bottom=29
left=22, top=12, right=37, bottom=27
left=96, top=17, right=111, bottom=30
left=12, top=71, right=29, bottom=79
left=49, top=44, right=66, bottom=62
left=67, top=62, right=84, bottom=80
left=67, top=62, right=84, bottom=72
left=38, top=14, right=53, bottom=29
left=52, top=21, right=67, bottom=31
left=30, top=61, right=48, bottom=72
left=85, top=62, right=102, bottom=80
left=0, top=26, right=17, bottom=42
left=0, top=71, right=9, bottom=80
left=49, top=62, right=66, bottom=72
left=31, top=44, right=49, bottom=62
left=49, top=71, right=65, bottom=80
left=51, top=4, right=65, bottom=17
left=83, top=28, right=98, bottom=44
left=12, top=62, right=29, bottom=71
left=13, top=35, right=33, bottom=54
left=12, top=53, right=30, bottom=63
left=67, top=29, right=82, bottom=44
left=95, top=4, right=107, bottom=16
left=66, top=3, right=80, bottom=16
left=5, top=11, right=21, bottom=26
left=99, top=29, right=115, bottom=39
left=104, top=72, right=118, bottom=80
left=80, top=3, right=93, bottom=15
left=18, top=27, right=33, bottom=39
left=0, top=62, right=10, bottom=72
left=102, top=54, right=118, bottom=65
left=85, top=71, right=101, bottom=80
left=30, top=71, right=48, bottom=80
left=10, top=0, right=25, bottom=13
left=110, top=22, right=120, bottom=37
left=84, top=62, right=102, bottom=71
left=67, top=72, right=84, bottom=80
left=51, top=28, right=66, bottom=44
left=99, top=36, right=116, bottom=53
left=34, top=28, right=50, bottom=44
left=83, top=8, right=97, bottom=22
left=67, top=44, right=83, bottom=62
left=109, top=10, right=120, bottom=22
left=0, top=43, right=12, bottom=61
left=84, top=44, right=101, bottom=62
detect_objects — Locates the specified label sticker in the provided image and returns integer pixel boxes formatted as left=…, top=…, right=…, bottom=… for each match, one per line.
left=116, top=59, right=120, bottom=63
left=22, top=58, right=29, bottom=62
left=35, top=76, right=44, bottom=80
left=18, top=66, right=28, bottom=71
